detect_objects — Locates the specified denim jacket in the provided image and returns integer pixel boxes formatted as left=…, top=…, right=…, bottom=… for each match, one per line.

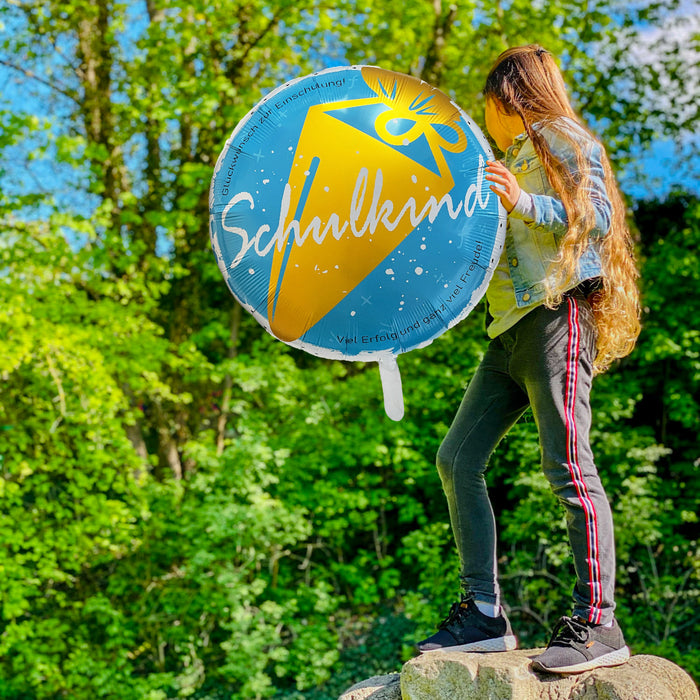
left=503, top=117, right=611, bottom=307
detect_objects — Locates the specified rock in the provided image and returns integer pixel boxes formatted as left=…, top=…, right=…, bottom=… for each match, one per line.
left=401, top=649, right=542, bottom=700
left=400, top=650, right=700, bottom=700
left=338, top=672, right=401, bottom=700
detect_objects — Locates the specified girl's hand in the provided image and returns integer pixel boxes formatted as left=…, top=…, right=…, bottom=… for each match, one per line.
left=485, top=160, right=520, bottom=213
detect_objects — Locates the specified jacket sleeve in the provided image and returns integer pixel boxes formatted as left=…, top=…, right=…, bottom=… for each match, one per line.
left=509, top=126, right=612, bottom=241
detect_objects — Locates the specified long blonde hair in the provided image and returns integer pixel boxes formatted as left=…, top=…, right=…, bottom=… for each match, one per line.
left=484, top=45, right=640, bottom=373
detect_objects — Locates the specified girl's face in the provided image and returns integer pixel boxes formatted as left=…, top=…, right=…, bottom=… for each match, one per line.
left=485, top=98, right=525, bottom=153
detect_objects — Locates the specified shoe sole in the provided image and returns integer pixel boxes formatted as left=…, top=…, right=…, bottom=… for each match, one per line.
left=532, top=645, right=630, bottom=674
left=420, top=634, right=518, bottom=654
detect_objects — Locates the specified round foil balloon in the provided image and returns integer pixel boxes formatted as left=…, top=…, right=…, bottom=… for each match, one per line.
left=210, top=66, right=505, bottom=420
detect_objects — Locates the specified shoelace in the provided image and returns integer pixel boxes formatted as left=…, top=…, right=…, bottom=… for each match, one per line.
left=437, top=596, right=473, bottom=630
left=550, top=616, right=590, bottom=645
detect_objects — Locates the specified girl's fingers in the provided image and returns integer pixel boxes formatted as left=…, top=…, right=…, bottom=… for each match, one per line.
left=485, top=161, right=519, bottom=212
left=485, top=170, right=512, bottom=184
left=487, top=176, right=514, bottom=191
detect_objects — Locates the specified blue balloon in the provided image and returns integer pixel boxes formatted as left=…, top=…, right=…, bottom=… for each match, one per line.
left=210, top=66, right=505, bottom=419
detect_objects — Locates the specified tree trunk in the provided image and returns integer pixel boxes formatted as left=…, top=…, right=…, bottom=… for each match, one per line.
left=421, top=0, right=458, bottom=86
left=216, top=301, right=243, bottom=455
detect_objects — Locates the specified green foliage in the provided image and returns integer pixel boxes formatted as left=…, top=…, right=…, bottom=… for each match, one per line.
left=615, top=195, right=700, bottom=661
left=0, top=219, right=151, bottom=697
left=0, top=0, right=698, bottom=697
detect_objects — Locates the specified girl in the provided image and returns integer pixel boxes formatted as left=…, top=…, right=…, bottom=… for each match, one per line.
left=416, top=45, right=641, bottom=674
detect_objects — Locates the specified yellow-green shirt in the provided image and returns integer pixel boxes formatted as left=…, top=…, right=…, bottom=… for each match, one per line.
left=485, top=190, right=539, bottom=338
left=485, top=245, right=537, bottom=338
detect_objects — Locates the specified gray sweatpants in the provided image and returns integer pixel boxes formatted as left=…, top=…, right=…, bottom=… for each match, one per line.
left=436, top=294, right=616, bottom=625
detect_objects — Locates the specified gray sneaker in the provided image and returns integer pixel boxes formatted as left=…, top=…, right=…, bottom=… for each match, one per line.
left=416, top=595, right=517, bottom=653
left=532, top=616, right=630, bottom=674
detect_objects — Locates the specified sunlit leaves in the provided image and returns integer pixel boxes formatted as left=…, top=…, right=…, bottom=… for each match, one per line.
left=0, top=0, right=698, bottom=696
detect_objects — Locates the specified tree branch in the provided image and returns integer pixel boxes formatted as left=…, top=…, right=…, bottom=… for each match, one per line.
left=0, top=58, right=80, bottom=106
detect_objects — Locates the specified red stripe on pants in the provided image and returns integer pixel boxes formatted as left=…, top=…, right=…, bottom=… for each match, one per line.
left=565, top=297, right=602, bottom=624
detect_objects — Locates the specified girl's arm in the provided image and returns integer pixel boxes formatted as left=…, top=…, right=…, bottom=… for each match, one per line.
left=485, top=133, right=612, bottom=240
left=525, top=139, right=612, bottom=240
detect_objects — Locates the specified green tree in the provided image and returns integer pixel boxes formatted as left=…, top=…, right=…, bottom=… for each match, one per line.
left=1, top=1, right=699, bottom=697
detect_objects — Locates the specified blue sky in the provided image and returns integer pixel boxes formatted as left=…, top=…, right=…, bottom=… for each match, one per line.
left=1, top=3, right=698, bottom=219
left=621, top=139, right=699, bottom=201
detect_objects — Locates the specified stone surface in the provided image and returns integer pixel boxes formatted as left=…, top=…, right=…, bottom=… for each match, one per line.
left=338, top=672, right=401, bottom=700
left=398, top=650, right=699, bottom=700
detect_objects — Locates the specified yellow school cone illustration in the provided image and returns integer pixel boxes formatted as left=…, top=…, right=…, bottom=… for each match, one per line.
left=267, top=67, right=468, bottom=342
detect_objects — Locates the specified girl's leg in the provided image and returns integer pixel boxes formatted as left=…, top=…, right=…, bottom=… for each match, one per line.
left=436, top=338, right=529, bottom=605
left=511, top=296, right=616, bottom=625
